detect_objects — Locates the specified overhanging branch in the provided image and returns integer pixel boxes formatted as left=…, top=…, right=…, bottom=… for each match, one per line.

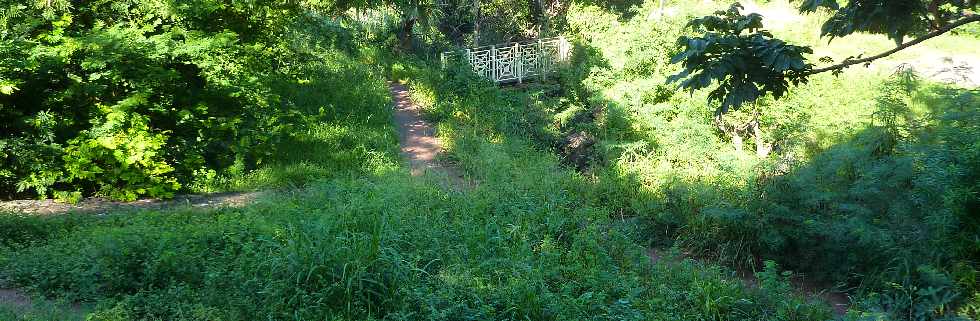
left=802, top=14, right=980, bottom=77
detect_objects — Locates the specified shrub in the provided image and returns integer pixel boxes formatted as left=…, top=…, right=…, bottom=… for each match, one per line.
left=0, top=0, right=390, bottom=200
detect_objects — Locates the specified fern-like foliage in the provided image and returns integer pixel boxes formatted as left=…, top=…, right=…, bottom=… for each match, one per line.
left=668, top=3, right=813, bottom=114
left=670, top=0, right=980, bottom=113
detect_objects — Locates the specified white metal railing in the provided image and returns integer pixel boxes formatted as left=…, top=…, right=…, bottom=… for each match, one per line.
left=440, top=36, right=571, bottom=84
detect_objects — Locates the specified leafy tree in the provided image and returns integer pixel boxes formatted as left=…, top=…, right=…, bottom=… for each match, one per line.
left=0, top=0, right=351, bottom=200
left=670, top=0, right=980, bottom=114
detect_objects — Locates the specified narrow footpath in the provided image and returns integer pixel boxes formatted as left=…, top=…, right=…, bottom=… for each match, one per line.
left=388, top=82, right=473, bottom=190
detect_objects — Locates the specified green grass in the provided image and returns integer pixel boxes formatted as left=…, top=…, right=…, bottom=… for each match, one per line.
left=0, top=54, right=833, bottom=321
left=0, top=142, right=832, bottom=320
left=389, top=1, right=980, bottom=319
left=2, top=0, right=978, bottom=320
left=187, top=52, right=402, bottom=194
left=557, top=0, right=980, bottom=319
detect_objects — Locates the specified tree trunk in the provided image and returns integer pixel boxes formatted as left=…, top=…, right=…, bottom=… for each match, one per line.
left=751, top=120, right=771, bottom=157
left=399, top=17, right=417, bottom=50
left=716, top=114, right=745, bottom=153
left=751, top=110, right=772, bottom=157
left=732, top=131, right=744, bottom=153
left=473, top=0, right=481, bottom=46
left=928, top=0, right=943, bottom=30
left=536, top=0, right=551, bottom=37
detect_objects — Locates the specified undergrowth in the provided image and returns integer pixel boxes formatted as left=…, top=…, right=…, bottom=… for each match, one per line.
left=0, top=143, right=831, bottom=320
left=385, top=1, right=980, bottom=318
left=2, top=1, right=977, bottom=320
left=0, top=1, right=397, bottom=201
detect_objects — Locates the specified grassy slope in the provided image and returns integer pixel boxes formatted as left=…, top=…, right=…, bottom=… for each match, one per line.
left=402, top=0, right=979, bottom=318
left=0, top=50, right=833, bottom=321
left=189, top=48, right=401, bottom=194
left=0, top=115, right=831, bottom=320
left=2, top=1, right=977, bottom=320
left=557, top=0, right=980, bottom=318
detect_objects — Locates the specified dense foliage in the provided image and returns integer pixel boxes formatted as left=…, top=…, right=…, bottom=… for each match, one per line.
left=392, top=0, right=980, bottom=318
left=1, top=0, right=978, bottom=320
left=0, top=0, right=392, bottom=201
left=670, top=0, right=980, bottom=112
left=668, top=3, right=813, bottom=113
left=560, top=2, right=980, bottom=319
left=0, top=55, right=832, bottom=320
left=0, top=141, right=832, bottom=320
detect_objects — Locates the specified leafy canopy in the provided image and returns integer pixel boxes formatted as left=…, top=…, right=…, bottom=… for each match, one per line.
left=670, top=0, right=980, bottom=113
left=668, top=3, right=813, bottom=114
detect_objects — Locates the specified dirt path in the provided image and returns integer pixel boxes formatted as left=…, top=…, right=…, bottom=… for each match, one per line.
left=1, top=82, right=849, bottom=317
left=0, top=83, right=467, bottom=212
left=389, top=82, right=474, bottom=190
left=0, top=287, right=86, bottom=317
left=0, top=83, right=471, bottom=214
left=0, top=289, right=31, bottom=310
left=0, top=192, right=264, bottom=216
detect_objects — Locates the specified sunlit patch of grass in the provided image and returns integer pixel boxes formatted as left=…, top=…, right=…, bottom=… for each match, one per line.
left=190, top=53, right=403, bottom=194
left=223, top=122, right=400, bottom=191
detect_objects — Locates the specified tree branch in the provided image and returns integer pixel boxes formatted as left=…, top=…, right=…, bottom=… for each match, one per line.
left=802, top=14, right=980, bottom=76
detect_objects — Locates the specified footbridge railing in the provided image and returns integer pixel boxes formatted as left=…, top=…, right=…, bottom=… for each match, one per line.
left=440, top=36, right=571, bottom=84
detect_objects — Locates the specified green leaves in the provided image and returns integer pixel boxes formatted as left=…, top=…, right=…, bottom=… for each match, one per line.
left=63, top=99, right=181, bottom=201
left=671, top=0, right=980, bottom=114
left=668, top=3, right=813, bottom=114
left=819, top=0, right=930, bottom=44
left=797, top=0, right=839, bottom=13
left=0, top=0, right=379, bottom=200
left=0, top=80, right=17, bottom=95
left=808, top=0, right=980, bottom=44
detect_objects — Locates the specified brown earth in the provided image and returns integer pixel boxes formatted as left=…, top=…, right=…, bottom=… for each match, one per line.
left=0, top=288, right=31, bottom=311
left=0, top=191, right=264, bottom=216
left=389, top=82, right=475, bottom=190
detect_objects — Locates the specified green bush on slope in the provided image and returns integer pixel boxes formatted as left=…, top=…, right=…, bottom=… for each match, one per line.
left=0, top=0, right=393, bottom=201
left=532, top=1, right=980, bottom=319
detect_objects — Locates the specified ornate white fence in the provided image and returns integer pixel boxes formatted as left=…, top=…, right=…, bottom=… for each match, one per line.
left=440, top=36, right=571, bottom=84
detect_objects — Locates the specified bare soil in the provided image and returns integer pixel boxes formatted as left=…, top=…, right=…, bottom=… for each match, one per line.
left=0, top=192, right=265, bottom=216
left=0, top=288, right=31, bottom=311
left=389, top=82, right=475, bottom=190
left=0, top=287, right=86, bottom=316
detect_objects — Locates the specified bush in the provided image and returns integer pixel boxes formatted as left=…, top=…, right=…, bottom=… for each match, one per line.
left=0, top=0, right=391, bottom=201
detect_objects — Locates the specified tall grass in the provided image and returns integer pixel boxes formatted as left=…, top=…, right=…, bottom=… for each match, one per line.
left=2, top=1, right=977, bottom=320
left=0, top=153, right=832, bottom=320
left=1, top=54, right=832, bottom=321
left=389, top=0, right=980, bottom=319
left=190, top=50, right=402, bottom=194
